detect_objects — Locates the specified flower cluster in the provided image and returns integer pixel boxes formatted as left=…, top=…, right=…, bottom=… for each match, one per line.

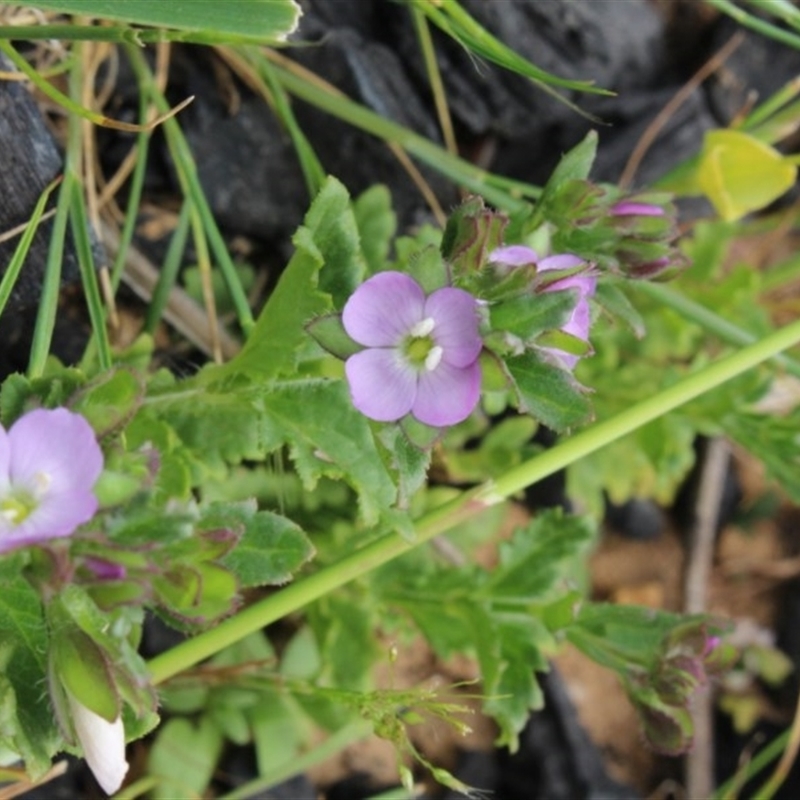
left=0, top=408, right=103, bottom=553
left=341, top=272, right=483, bottom=427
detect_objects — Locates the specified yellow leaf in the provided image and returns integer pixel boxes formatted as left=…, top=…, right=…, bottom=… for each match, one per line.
left=697, top=130, right=797, bottom=221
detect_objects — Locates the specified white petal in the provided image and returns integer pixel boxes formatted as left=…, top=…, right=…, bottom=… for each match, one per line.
left=67, top=693, right=129, bottom=795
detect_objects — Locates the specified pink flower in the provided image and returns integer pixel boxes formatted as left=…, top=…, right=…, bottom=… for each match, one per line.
left=489, top=246, right=596, bottom=369
left=342, top=272, right=482, bottom=427
left=0, top=409, right=103, bottom=552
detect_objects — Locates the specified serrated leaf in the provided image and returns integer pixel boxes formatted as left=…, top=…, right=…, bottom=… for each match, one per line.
left=489, top=290, right=576, bottom=342
left=353, top=185, right=397, bottom=276
left=484, top=511, right=595, bottom=599
left=505, top=352, right=593, bottom=431
left=0, top=559, right=58, bottom=776
left=527, top=131, right=598, bottom=230
left=222, top=511, right=315, bottom=587
left=482, top=615, right=549, bottom=749
left=262, top=379, right=396, bottom=524
left=221, top=177, right=359, bottom=380
left=310, top=596, right=377, bottom=690
left=593, top=280, right=646, bottom=338
left=0, top=374, right=32, bottom=425
left=72, top=367, right=143, bottom=435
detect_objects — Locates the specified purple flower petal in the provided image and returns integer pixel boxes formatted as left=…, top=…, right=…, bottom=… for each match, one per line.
left=413, top=360, right=481, bottom=427
left=611, top=201, right=664, bottom=217
left=345, top=348, right=417, bottom=422
left=542, top=346, right=580, bottom=371
left=546, top=273, right=597, bottom=299
left=0, top=409, right=102, bottom=553
left=489, top=245, right=538, bottom=268
left=424, top=287, right=482, bottom=368
left=0, top=425, right=10, bottom=489
left=537, top=253, right=586, bottom=273
left=342, top=272, right=425, bottom=347
left=8, top=409, right=102, bottom=498
left=563, top=296, right=592, bottom=341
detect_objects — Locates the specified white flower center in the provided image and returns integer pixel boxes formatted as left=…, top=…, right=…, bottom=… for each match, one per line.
left=0, top=472, right=50, bottom=527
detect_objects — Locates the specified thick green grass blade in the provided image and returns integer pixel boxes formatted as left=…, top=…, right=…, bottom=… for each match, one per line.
left=26, top=0, right=302, bottom=42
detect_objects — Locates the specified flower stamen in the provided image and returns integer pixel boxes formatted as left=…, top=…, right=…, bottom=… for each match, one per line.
left=425, top=345, right=443, bottom=372
left=409, top=317, right=435, bottom=338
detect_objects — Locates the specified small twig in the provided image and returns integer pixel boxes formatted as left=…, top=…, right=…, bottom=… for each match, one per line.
left=619, top=32, right=745, bottom=189
left=755, top=691, right=800, bottom=799
left=683, top=437, right=731, bottom=800
left=0, top=760, right=68, bottom=800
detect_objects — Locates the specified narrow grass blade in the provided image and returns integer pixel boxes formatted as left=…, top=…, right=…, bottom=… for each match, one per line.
left=0, top=177, right=61, bottom=320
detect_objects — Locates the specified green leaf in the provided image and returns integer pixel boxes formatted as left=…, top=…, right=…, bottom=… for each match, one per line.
left=222, top=510, right=315, bottom=588
left=29, top=0, right=301, bottom=42
left=484, top=511, right=596, bottom=599
left=72, top=367, right=143, bottom=435
left=593, top=281, right=646, bottom=338
left=481, top=614, right=550, bottom=748
left=305, top=313, right=362, bottom=360
left=221, top=176, right=357, bottom=381
left=310, top=596, right=377, bottom=690
left=0, top=558, right=58, bottom=776
left=527, top=131, right=598, bottom=230
left=262, top=379, right=397, bottom=524
left=148, top=717, right=224, bottom=800
left=505, top=352, right=593, bottom=431
left=489, top=290, right=576, bottom=342
left=353, top=185, right=397, bottom=276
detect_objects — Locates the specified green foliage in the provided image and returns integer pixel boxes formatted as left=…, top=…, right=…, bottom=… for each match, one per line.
left=28, top=0, right=302, bottom=43
left=374, top=510, right=596, bottom=748
left=504, top=352, right=593, bottom=432
left=0, top=557, right=58, bottom=777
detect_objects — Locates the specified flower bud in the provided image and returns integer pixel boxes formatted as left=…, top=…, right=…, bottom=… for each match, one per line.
left=65, top=691, right=128, bottom=795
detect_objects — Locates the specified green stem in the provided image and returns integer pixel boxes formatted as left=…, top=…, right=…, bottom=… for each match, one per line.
left=28, top=46, right=86, bottom=378
left=632, top=281, right=800, bottom=380
left=144, top=200, right=191, bottom=335
left=262, top=53, right=533, bottom=212
left=109, top=93, right=153, bottom=293
left=147, top=316, right=800, bottom=684
left=704, top=0, right=800, bottom=50
left=712, top=728, right=789, bottom=800
left=28, top=173, right=72, bottom=378
left=70, top=178, right=112, bottom=370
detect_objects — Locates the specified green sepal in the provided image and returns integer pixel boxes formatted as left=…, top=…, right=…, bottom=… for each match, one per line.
left=305, top=314, right=362, bottom=360
left=48, top=615, right=119, bottom=724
